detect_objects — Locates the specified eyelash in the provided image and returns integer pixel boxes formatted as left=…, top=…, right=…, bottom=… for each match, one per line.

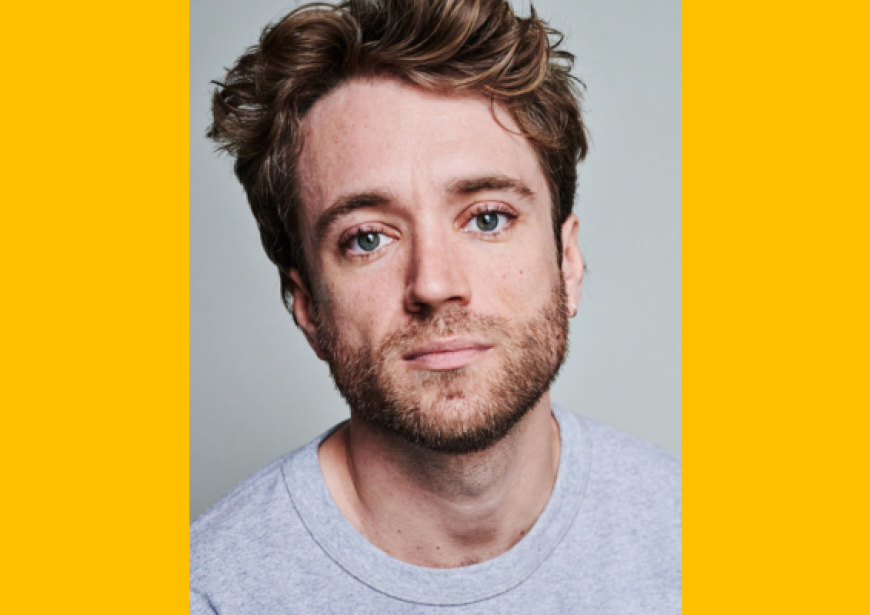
left=461, top=202, right=518, bottom=236
left=338, top=203, right=518, bottom=258
left=340, top=224, right=396, bottom=257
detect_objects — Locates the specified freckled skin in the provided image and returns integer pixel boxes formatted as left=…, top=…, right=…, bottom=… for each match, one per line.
left=294, top=78, right=562, bottom=354
left=290, top=77, right=585, bottom=569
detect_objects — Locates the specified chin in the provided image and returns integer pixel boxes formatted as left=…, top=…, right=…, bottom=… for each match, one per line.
left=370, top=370, right=545, bottom=455
left=320, top=283, right=570, bottom=455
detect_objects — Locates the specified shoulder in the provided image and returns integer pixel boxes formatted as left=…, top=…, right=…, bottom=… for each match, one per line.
left=584, top=414, right=680, bottom=490
left=557, top=408, right=680, bottom=486
left=190, top=428, right=357, bottom=609
left=190, top=452, right=289, bottom=544
left=551, top=409, right=681, bottom=610
left=556, top=407, right=681, bottom=530
left=189, top=444, right=315, bottom=594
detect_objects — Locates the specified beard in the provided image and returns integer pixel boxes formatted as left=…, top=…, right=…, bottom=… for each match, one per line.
left=316, top=283, right=570, bottom=455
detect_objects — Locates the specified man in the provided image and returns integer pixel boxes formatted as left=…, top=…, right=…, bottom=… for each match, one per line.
left=191, top=0, right=680, bottom=612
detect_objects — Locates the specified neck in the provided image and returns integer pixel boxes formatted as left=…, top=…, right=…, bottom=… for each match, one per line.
left=318, top=394, right=560, bottom=568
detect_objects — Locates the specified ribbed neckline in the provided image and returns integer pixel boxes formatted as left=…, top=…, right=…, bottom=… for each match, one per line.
left=282, top=405, right=591, bottom=606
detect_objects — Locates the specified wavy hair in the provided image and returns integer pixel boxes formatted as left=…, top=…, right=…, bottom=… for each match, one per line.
left=209, top=0, right=588, bottom=311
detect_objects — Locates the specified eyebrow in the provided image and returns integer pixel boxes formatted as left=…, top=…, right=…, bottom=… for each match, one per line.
left=314, top=190, right=393, bottom=241
left=446, top=174, right=535, bottom=199
left=313, top=175, right=535, bottom=241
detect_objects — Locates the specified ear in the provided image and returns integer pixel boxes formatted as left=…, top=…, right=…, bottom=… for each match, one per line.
left=287, top=268, right=327, bottom=360
left=559, top=214, right=584, bottom=318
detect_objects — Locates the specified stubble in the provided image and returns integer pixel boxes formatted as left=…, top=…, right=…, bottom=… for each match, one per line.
left=316, top=283, right=570, bottom=454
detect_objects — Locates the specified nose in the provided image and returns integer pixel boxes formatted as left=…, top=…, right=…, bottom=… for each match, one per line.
left=403, top=227, right=471, bottom=314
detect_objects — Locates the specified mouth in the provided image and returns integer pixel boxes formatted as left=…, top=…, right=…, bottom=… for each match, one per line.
left=402, top=338, right=493, bottom=371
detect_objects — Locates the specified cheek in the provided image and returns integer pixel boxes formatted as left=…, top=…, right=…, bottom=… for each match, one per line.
left=482, top=239, right=561, bottom=313
left=317, top=269, right=406, bottom=345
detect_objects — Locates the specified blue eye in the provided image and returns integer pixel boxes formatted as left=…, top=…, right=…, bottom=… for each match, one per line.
left=467, top=211, right=511, bottom=233
left=345, top=230, right=395, bottom=255
left=356, top=232, right=380, bottom=251
left=476, top=212, right=499, bottom=231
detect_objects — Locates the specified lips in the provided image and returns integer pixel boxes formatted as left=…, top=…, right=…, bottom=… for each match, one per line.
left=402, top=338, right=493, bottom=371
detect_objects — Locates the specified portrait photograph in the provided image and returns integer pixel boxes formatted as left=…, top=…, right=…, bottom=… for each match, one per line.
left=5, top=0, right=866, bottom=612
left=191, top=0, right=680, bottom=514
left=191, top=0, right=680, bottom=610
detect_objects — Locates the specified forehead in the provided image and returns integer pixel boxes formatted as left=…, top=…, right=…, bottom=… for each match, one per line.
left=296, top=77, right=547, bottom=217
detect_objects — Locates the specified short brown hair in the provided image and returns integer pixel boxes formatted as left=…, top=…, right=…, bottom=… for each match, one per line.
left=208, top=0, right=588, bottom=311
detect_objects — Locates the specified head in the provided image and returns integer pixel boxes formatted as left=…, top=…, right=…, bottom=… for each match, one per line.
left=209, top=0, right=588, bottom=453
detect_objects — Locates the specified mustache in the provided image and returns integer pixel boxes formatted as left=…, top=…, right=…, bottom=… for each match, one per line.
left=316, top=281, right=568, bottom=366
left=377, top=306, right=510, bottom=357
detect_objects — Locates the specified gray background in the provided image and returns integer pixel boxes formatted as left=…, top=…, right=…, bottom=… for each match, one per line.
left=191, top=0, right=681, bottom=521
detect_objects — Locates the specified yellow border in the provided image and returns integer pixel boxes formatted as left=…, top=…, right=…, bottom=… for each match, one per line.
left=686, top=1, right=869, bottom=611
left=2, top=1, right=188, bottom=611
left=5, top=0, right=869, bottom=610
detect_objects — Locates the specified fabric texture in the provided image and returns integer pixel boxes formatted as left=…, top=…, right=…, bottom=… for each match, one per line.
left=190, top=406, right=681, bottom=613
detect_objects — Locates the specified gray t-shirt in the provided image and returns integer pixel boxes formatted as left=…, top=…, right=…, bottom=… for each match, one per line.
left=190, top=406, right=681, bottom=613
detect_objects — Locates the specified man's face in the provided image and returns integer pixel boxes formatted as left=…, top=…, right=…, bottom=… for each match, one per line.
left=291, top=77, right=581, bottom=453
